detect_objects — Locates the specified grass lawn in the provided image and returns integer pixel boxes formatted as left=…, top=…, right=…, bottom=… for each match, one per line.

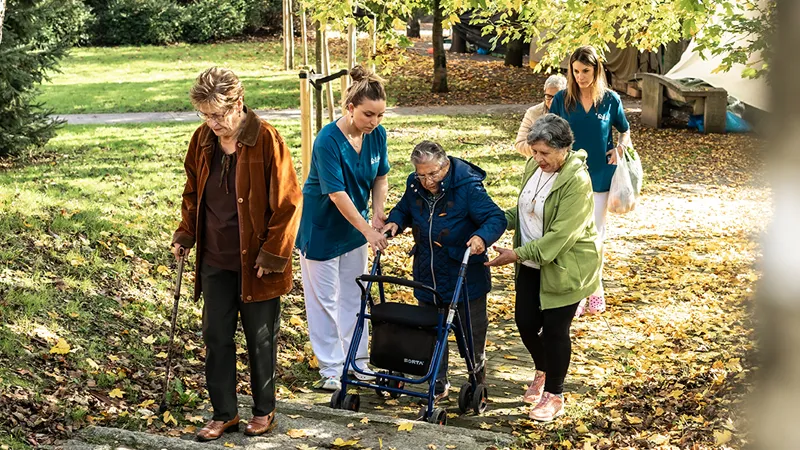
left=0, top=113, right=765, bottom=448
left=38, top=39, right=343, bottom=114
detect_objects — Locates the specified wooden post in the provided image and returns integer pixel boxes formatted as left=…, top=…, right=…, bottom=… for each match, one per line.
left=287, top=0, right=294, bottom=69
left=314, top=22, right=323, bottom=132
left=340, top=75, right=349, bottom=111
left=282, top=0, right=289, bottom=70
left=640, top=76, right=663, bottom=129
left=370, top=16, right=377, bottom=72
left=299, top=70, right=313, bottom=183
left=321, top=27, right=336, bottom=121
left=347, top=23, right=357, bottom=71
left=301, top=9, right=309, bottom=66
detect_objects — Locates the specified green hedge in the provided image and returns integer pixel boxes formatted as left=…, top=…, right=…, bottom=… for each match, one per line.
left=87, top=0, right=282, bottom=46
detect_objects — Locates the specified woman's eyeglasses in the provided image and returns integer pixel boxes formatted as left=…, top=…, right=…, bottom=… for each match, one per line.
left=197, top=108, right=233, bottom=122
left=544, top=94, right=555, bottom=101
left=415, top=164, right=448, bottom=182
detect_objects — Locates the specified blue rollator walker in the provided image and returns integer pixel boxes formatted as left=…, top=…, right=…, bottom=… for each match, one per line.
left=329, top=245, right=488, bottom=425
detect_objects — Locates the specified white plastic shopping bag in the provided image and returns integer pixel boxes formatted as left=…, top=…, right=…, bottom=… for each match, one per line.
left=607, top=149, right=636, bottom=214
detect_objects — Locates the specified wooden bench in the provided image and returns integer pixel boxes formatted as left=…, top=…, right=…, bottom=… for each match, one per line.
left=637, top=73, right=728, bottom=133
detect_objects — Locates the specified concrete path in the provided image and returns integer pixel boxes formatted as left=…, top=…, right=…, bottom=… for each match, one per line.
left=57, top=99, right=642, bottom=125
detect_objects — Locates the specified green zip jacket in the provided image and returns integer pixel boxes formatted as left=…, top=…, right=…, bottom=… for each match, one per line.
left=506, top=150, right=602, bottom=309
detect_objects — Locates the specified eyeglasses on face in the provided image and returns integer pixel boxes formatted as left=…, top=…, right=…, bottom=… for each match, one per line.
left=196, top=108, right=233, bottom=122
left=544, top=94, right=555, bottom=101
left=415, top=164, right=447, bottom=182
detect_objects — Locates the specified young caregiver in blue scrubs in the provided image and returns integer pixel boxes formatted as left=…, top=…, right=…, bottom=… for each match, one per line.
left=548, top=46, right=633, bottom=312
left=296, top=66, right=390, bottom=391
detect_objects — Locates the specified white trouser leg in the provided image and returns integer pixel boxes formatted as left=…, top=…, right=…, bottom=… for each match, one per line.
left=300, top=253, right=345, bottom=378
left=593, top=191, right=610, bottom=297
left=337, top=244, right=370, bottom=369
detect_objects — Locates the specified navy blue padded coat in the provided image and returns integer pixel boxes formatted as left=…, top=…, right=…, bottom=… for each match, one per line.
left=386, top=157, right=507, bottom=304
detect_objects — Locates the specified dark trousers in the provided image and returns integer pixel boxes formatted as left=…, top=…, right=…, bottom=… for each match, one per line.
left=515, top=265, right=580, bottom=395
left=421, top=295, right=488, bottom=384
left=200, top=263, right=281, bottom=421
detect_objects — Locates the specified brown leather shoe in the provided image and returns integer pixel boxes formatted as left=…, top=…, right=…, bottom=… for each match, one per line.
left=196, top=415, right=240, bottom=441
left=244, top=411, right=277, bottom=436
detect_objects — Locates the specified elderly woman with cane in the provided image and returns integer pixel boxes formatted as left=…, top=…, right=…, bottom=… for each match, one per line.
left=172, top=67, right=302, bottom=440
left=382, top=140, right=506, bottom=399
left=486, top=114, right=601, bottom=422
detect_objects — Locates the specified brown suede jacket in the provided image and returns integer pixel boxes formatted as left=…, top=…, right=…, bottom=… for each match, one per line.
left=173, top=109, right=302, bottom=303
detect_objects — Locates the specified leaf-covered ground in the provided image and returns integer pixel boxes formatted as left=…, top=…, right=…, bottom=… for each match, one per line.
left=0, top=109, right=765, bottom=449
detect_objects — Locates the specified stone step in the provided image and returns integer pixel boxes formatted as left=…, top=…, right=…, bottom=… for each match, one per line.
left=62, top=399, right=514, bottom=450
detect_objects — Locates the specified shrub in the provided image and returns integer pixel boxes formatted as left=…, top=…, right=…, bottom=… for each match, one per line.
left=0, top=0, right=91, bottom=158
left=181, top=0, right=247, bottom=43
left=92, top=0, right=183, bottom=45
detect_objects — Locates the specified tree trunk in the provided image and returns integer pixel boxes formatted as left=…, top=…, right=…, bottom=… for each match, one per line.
left=753, top=1, right=800, bottom=448
left=504, top=38, right=525, bottom=67
left=0, top=0, right=6, bottom=45
left=450, top=29, right=467, bottom=53
left=662, top=40, right=684, bottom=74
left=431, top=0, right=448, bottom=93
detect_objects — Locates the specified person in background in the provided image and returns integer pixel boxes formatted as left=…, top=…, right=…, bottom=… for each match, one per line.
left=547, top=46, right=632, bottom=313
left=172, top=67, right=302, bottom=440
left=295, top=66, right=390, bottom=392
left=486, top=114, right=601, bottom=422
left=515, top=74, right=568, bottom=156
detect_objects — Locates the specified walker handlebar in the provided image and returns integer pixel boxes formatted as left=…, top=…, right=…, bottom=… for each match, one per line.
left=357, top=275, right=445, bottom=305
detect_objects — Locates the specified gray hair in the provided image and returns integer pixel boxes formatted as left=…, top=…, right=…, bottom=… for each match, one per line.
left=544, top=74, right=567, bottom=91
left=410, top=140, right=448, bottom=166
left=527, top=114, right=574, bottom=151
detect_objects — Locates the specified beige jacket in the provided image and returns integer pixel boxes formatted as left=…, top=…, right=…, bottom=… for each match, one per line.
left=514, top=102, right=547, bottom=156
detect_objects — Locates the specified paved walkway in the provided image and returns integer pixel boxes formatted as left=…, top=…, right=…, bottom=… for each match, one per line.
left=57, top=99, right=642, bottom=125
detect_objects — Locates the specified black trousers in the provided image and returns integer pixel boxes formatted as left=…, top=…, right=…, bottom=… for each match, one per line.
left=200, top=263, right=281, bottom=421
left=515, top=265, right=580, bottom=395
left=421, top=295, right=488, bottom=384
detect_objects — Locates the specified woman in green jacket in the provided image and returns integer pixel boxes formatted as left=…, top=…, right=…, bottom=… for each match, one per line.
left=486, top=114, right=601, bottom=422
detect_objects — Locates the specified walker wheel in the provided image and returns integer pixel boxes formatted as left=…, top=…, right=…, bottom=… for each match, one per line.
left=387, top=371, right=405, bottom=399
left=342, top=393, right=360, bottom=412
left=470, top=384, right=488, bottom=415
left=330, top=389, right=343, bottom=409
left=426, top=407, right=447, bottom=425
left=457, top=382, right=473, bottom=414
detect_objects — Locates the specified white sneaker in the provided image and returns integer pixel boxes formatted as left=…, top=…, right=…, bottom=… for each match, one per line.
left=314, top=376, right=341, bottom=391
left=350, top=366, right=376, bottom=381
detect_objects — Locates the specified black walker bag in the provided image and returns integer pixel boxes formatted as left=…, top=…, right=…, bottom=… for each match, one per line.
left=369, top=302, right=441, bottom=376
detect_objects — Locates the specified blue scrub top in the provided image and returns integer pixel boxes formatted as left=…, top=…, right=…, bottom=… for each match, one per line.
left=548, top=89, right=630, bottom=192
left=296, top=120, right=390, bottom=261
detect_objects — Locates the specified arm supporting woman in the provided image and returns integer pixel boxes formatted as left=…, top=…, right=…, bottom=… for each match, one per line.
left=329, top=191, right=388, bottom=250
left=371, top=175, right=388, bottom=228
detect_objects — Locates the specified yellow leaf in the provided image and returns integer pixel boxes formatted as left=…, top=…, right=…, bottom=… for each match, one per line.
left=347, top=423, right=354, bottom=428
left=156, top=265, right=170, bottom=276
left=398, top=422, right=414, bottom=431
left=223, top=443, right=235, bottom=448
left=446, top=446, right=457, bottom=449
left=156, top=352, right=168, bottom=359
left=309, top=355, right=319, bottom=369
left=138, top=399, right=155, bottom=408
left=185, top=415, right=205, bottom=424
left=287, top=429, right=308, bottom=438
left=117, top=242, right=135, bottom=257
left=427, top=445, right=437, bottom=450
left=290, top=315, right=304, bottom=327
left=108, top=388, right=124, bottom=398
left=648, top=434, right=670, bottom=445
left=108, top=355, right=119, bottom=362
left=503, top=354, right=518, bottom=360
left=360, top=417, right=369, bottom=424
left=50, top=338, right=71, bottom=355
left=561, top=441, right=573, bottom=449
left=626, top=415, right=643, bottom=424
left=479, top=422, right=492, bottom=429
left=669, top=389, right=684, bottom=399
left=142, top=335, right=156, bottom=345
left=86, top=358, right=100, bottom=370
left=162, top=410, right=178, bottom=425
left=332, top=437, right=360, bottom=446
left=575, top=423, right=590, bottom=433
left=182, top=425, right=197, bottom=434
left=714, top=429, right=732, bottom=446
left=654, top=407, right=665, bottom=416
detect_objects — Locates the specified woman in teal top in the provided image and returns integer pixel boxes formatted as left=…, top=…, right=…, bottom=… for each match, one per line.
left=548, top=45, right=633, bottom=313
left=296, top=66, right=390, bottom=391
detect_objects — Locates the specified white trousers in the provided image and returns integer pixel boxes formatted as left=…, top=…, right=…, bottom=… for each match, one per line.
left=593, top=192, right=609, bottom=297
left=300, top=244, right=370, bottom=378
